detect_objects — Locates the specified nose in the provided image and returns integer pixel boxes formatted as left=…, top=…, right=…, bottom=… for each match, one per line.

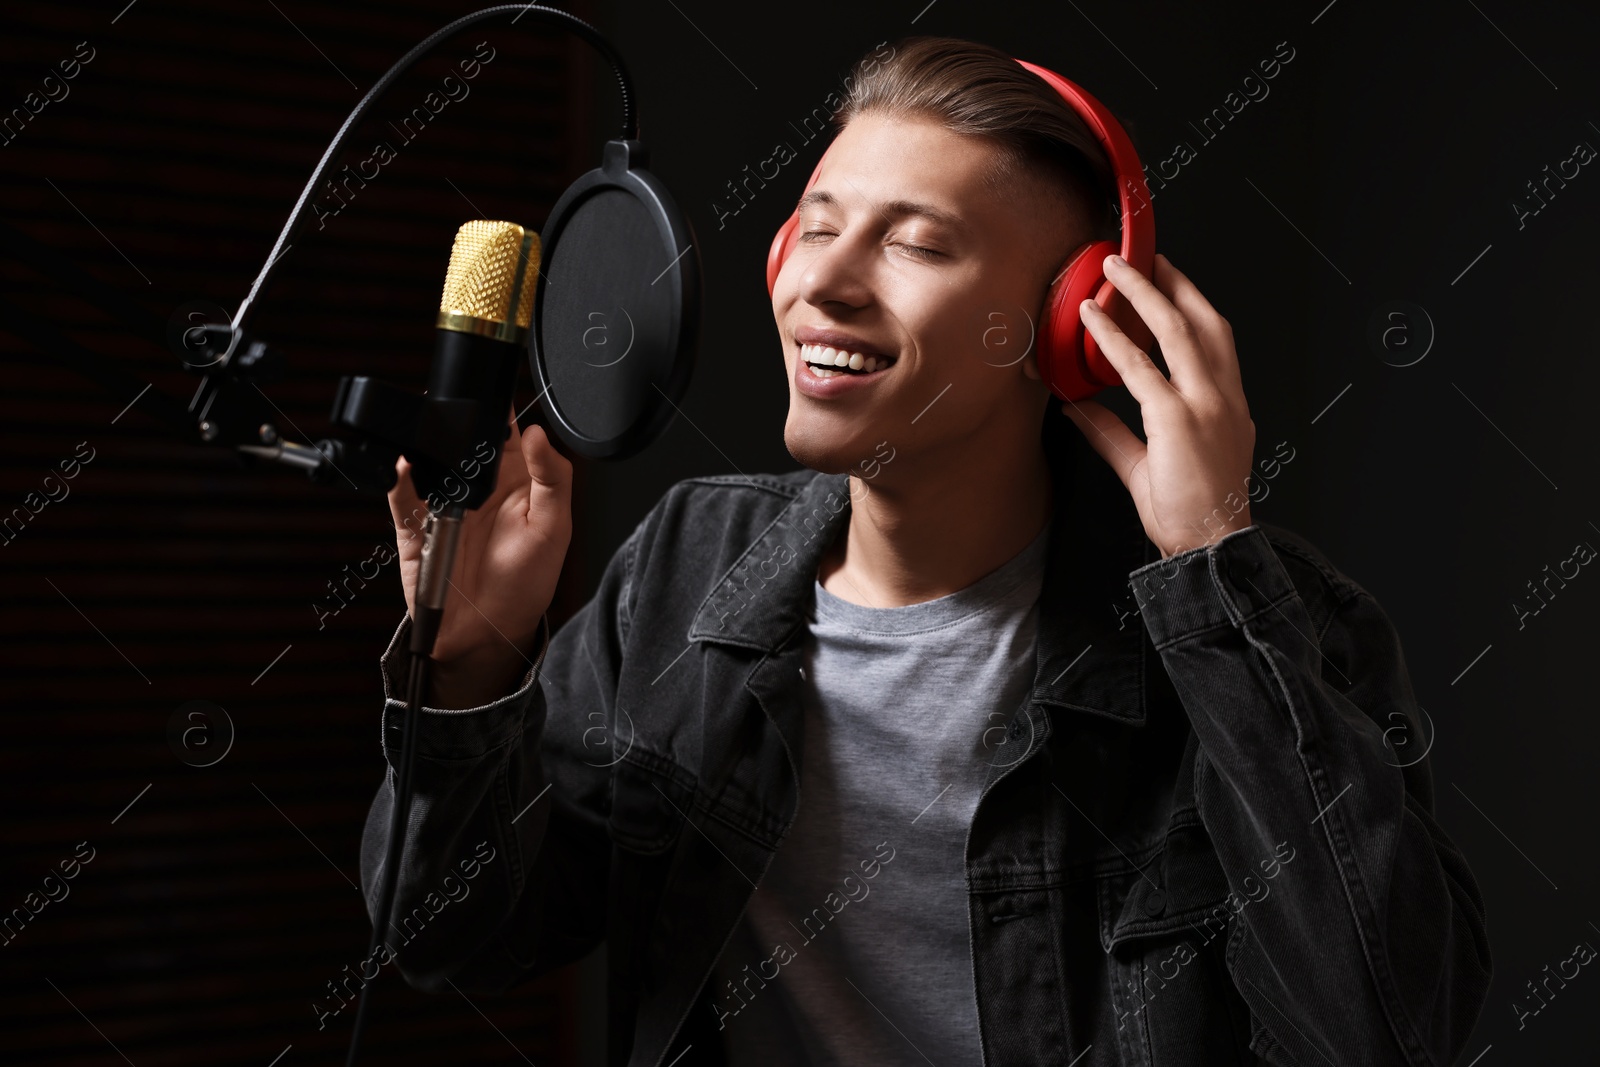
left=796, top=230, right=873, bottom=311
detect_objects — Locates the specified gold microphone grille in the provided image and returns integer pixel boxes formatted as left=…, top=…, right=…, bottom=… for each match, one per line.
left=436, top=220, right=541, bottom=341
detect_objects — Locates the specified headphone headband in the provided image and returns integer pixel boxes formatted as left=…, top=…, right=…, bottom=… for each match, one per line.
left=765, top=55, right=1156, bottom=400
left=1012, top=60, right=1154, bottom=277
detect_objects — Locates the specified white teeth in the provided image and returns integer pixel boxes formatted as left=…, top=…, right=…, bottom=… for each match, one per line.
left=799, top=343, right=896, bottom=374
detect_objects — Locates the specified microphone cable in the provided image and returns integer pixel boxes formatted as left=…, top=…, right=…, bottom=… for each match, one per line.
left=346, top=506, right=461, bottom=1066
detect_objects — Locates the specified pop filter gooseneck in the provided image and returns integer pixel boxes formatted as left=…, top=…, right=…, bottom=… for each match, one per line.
left=221, top=0, right=699, bottom=465
left=229, top=4, right=635, bottom=341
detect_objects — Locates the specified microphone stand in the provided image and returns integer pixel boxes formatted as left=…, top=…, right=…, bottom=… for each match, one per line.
left=211, top=8, right=633, bottom=1063
left=0, top=7, right=639, bottom=1065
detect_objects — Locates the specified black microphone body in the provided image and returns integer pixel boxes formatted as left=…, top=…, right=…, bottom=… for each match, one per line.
left=409, top=328, right=520, bottom=512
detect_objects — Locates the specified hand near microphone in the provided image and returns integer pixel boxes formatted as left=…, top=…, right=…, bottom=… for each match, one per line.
left=387, top=410, right=573, bottom=710
left=1061, top=253, right=1257, bottom=560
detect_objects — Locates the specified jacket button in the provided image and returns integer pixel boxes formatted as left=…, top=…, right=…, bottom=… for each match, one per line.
left=1144, top=889, right=1167, bottom=916
left=1007, top=720, right=1025, bottom=741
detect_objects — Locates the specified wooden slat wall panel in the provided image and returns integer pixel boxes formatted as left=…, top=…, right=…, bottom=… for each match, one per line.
left=0, top=2, right=602, bottom=1063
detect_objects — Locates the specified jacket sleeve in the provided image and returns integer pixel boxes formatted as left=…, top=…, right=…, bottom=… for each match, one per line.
left=1128, top=524, right=1492, bottom=1067
left=358, top=518, right=644, bottom=995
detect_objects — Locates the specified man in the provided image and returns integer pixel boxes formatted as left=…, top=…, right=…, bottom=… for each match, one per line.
left=362, top=36, right=1491, bottom=1066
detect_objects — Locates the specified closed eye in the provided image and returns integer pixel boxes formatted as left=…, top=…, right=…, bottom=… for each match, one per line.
left=894, top=242, right=944, bottom=261
left=797, top=230, right=946, bottom=261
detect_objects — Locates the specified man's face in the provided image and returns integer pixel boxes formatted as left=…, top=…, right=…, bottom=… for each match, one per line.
left=773, top=111, right=1074, bottom=477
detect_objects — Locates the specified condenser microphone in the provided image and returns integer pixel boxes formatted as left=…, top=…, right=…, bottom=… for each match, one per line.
left=409, top=219, right=540, bottom=511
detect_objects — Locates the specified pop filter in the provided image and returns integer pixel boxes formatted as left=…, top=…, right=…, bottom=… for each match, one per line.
left=531, top=138, right=700, bottom=460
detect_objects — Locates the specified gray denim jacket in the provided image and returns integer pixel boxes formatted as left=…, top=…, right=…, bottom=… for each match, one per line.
left=359, top=427, right=1491, bottom=1066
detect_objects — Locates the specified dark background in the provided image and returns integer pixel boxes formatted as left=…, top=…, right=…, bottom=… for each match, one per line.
left=1, top=0, right=1595, bottom=1063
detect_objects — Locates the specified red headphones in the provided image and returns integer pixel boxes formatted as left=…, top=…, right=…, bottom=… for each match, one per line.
left=765, top=58, right=1155, bottom=402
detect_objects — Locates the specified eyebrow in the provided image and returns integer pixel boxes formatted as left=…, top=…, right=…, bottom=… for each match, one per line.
left=796, top=189, right=967, bottom=232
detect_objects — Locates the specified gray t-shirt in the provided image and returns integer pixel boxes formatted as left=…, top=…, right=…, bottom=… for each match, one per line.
left=711, top=519, right=1052, bottom=1065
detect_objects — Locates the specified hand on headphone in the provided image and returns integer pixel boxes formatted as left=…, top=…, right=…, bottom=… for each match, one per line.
left=1059, top=253, right=1257, bottom=560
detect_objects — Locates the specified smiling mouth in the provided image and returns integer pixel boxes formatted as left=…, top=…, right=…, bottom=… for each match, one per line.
left=799, top=343, right=897, bottom=378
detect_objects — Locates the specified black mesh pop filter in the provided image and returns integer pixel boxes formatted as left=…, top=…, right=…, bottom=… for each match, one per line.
left=531, top=138, right=700, bottom=459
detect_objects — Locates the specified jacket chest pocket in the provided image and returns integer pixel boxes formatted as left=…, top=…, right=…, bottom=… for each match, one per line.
left=1099, top=823, right=1265, bottom=1066
left=607, top=751, right=691, bottom=854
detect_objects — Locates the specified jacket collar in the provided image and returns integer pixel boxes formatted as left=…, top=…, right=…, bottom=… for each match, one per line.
left=687, top=417, right=1156, bottom=726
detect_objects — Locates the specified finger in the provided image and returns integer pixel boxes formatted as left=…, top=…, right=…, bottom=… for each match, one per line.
left=466, top=407, right=535, bottom=526
left=1102, top=254, right=1216, bottom=394
left=387, top=456, right=429, bottom=552
left=1152, top=254, right=1241, bottom=395
left=517, top=422, right=573, bottom=517
left=1059, top=397, right=1149, bottom=493
left=491, top=404, right=532, bottom=496
left=1079, top=298, right=1177, bottom=408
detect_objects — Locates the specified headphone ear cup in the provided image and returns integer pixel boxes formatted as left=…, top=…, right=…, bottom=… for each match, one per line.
left=1039, top=239, right=1119, bottom=401
left=766, top=211, right=800, bottom=297
left=766, top=151, right=830, bottom=297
